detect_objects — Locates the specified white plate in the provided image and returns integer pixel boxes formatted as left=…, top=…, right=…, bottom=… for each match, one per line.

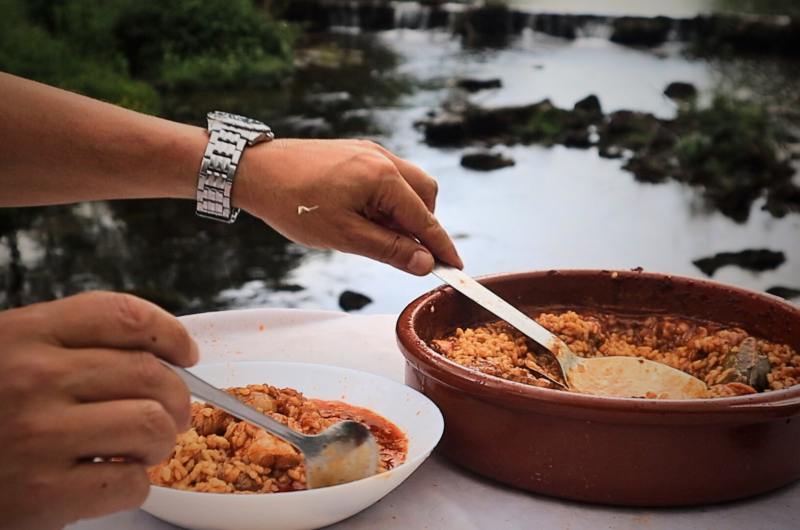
left=141, top=361, right=444, bottom=530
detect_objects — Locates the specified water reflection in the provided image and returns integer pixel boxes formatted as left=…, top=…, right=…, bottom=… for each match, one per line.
left=1, top=201, right=304, bottom=314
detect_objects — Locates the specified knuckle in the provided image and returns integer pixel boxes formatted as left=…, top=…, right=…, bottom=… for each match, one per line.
left=8, top=413, right=66, bottom=453
left=101, top=292, right=154, bottom=333
left=422, top=209, right=440, bottom=230
left=3, top=356, right=59, bottom=396
left=378, top=234, right=406, bottom=266
left=134, top=400, right=176, bottom=447
left=348, top=147, right=394, bottom=173
left=129, top=352, right=166, bottom=389
left=354, top=138, right=381, bottom=152
left=0, top=302, right=48, bottom=340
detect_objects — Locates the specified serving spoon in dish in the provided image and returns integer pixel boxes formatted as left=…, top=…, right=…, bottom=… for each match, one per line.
left=431, top=263, right=710, bottom=399
left=163, top=363, right=380, bottom=488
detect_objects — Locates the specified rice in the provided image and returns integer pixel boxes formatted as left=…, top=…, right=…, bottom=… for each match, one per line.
left=430, top=310, right=800, bottom=398
left=148, top=384, right=406, bottom=493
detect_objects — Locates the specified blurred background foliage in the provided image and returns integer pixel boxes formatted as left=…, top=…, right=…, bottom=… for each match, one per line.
left=714, top=0, right=800, bottom=16
left=0, top=0, right=297, bottom=115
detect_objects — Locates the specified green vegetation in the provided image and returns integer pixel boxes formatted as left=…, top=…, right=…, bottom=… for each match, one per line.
left=674, top=96, right=779, bottom=182
left=0, top=0, right=297, bottom=114
left=519, top=107, right=567, bottom=141
left=713, top=0, right=800, bottom=16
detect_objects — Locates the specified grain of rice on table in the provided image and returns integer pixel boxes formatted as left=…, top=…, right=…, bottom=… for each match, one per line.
left=148, top=384, right=401, bottom=493
left=430, top=310, right=800, bottom=398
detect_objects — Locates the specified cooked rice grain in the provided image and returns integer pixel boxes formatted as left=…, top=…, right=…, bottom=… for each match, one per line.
left=431, top=310, right=799, bottom=398
left=148, top=384, right=405, bottom=493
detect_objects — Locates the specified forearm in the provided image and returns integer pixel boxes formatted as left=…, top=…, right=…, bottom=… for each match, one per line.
left=0, top=72, right=204, bottom=207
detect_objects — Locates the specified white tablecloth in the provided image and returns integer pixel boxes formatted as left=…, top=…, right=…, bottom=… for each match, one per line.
left=67, top=309, right=800, bottom=530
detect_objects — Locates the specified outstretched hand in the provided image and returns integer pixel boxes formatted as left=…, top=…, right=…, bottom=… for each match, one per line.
left=0, top=292, right=197, bottom=530
left=236, top=138, right=463, bottom=276
left=0, top=73, right=463, bottom=275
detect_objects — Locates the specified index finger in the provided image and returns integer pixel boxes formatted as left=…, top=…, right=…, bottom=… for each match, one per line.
left=34, top=292, right=198, bottom=367
left=381, top=150, right=438, bottom=213
left=377, top=179, right=463, bottom=270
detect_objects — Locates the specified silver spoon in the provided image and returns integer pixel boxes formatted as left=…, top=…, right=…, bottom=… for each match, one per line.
left=432, top=263, right=710, bottom=399
left=163, top=363, right=380, bottom=488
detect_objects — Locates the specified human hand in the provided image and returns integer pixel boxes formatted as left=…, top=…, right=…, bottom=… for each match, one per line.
left=236, top=139, right=463, bottom=275
left=0, top=292, right=197, bottom=530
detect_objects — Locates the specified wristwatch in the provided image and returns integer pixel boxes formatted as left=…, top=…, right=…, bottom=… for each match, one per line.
left=196, top=111, right=274, bottom=223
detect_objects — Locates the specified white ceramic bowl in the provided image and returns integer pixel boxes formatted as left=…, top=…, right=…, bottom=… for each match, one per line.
left=141, top=361, right=444, bottom=530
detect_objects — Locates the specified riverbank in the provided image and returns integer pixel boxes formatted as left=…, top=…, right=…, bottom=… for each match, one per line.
left=283, top=1, right=800, bottom=57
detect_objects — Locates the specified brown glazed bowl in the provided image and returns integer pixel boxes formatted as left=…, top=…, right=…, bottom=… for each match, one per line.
left=396, top=269, right=800, bottom=507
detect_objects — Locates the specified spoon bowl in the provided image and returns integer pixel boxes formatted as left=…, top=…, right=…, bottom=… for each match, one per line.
left=431, top=263, right=709, bottom=399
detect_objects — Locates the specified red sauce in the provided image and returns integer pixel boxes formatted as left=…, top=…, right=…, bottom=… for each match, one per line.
left=312, top=400, right=408, bottom=470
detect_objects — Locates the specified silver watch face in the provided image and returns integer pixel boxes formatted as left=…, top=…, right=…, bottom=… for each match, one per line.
left=207, top=111, right=272, bottom=135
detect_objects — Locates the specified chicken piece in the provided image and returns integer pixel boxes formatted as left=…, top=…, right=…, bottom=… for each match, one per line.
left=243, top=429, right=302, bottom=470
left=720, top=337, right=771, bottom=391
left=236, top=388, right=278, bottom=414
left=191, top=402, right=233, bottom=436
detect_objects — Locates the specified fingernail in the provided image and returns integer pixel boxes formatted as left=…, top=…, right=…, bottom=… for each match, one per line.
left=407, top=250, right=434, bottom=275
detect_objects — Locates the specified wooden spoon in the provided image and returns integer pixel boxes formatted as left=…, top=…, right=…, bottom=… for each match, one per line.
left=432, top=263, right=710, bottom=399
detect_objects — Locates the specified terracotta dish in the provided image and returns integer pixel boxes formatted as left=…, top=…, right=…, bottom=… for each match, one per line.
left=396, top=269, right=800, bottom=506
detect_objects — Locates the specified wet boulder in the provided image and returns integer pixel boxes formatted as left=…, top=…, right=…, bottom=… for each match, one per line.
left=664, top=82, right=698, bottom=101
left=766, top=286, right=800, bottom=301
left=455, top=78, right=503, bottom=92
left=622, top=156, right=670, bottom=184
left=466, top=100, right=558, bottom=139
left=460, top=150, right=515, bottom=171
left=339, top=290, right=372, bottom=312
left=598, top=110, right=662, bottom=153
left=454, top=3, right=514, bottom=36
left=573, top=94, right=602, bottom=116
left=764, top=181, right=800, bottom=218
left=531, top=13, right=580, bottom=39
left=598, top=145, right=625, bottom=159
left=610, top=16, right=674, bottom=47
left=358, top=2, right=395, bottom=31
left=415, top=113, right=468, bottom=146
left=692, top=249, right=786, bottom=277
left=418, top=98, right=603, bottom=149
left=562, top=129, right=593, bottom=148
left=693, top=13, right=800, bottom=56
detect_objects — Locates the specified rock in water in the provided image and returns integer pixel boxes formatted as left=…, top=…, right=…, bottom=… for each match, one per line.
left=339, top=290, right=373, bottom=311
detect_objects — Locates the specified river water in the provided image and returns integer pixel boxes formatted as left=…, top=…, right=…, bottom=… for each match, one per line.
left=1, top=16, right=799, bottom=316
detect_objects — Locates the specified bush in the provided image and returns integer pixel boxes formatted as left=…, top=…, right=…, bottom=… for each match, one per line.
left=0, top=0, right=296, bottom=111
left=115, top=0, right=296, bottom=90
left=159, top=50, right=294, bottom=92
left=675, top=96, right=776, bottom=178
left=0, top=0, right=160, bottom=113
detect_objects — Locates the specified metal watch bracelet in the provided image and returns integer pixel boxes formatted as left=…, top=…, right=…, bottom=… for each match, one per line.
left=196, top=113, right=273, bottom=223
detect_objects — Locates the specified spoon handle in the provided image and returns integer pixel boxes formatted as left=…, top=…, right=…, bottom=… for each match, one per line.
left=431, top=262, right=578, bottom=372
left=163, top=362, right=307, bottom=448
